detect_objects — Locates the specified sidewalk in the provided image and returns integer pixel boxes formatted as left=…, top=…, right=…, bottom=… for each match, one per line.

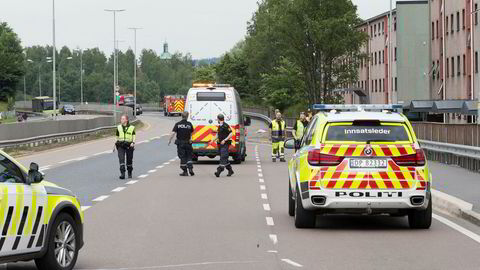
left=430, top=161, right=480, bottom=212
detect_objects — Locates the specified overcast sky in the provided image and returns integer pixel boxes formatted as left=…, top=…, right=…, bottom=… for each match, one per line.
left=0, top=0, right=394, bottom=59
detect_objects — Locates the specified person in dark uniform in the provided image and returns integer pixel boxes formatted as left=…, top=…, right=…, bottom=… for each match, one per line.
left=169, top=111, right=195, bottom=176
left=211, top=114, right=234, bottom=177
left=115, top=114, right=136, bottom=179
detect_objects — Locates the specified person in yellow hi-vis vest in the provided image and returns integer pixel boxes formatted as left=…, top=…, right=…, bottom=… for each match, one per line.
left=115, top=114, right=136, bottom=179
left=292, top=112, right=308, bottom=152
left=269, top=112, right=286, bottom=162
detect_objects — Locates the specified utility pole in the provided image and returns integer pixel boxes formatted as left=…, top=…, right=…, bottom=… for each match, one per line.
left=105, top=9, right=125, bottom=125
left=52, top=0, right=57, bottom=120
left=80, top=49, right=83, bottom=104
left=129, top=27, right=142, bottom=117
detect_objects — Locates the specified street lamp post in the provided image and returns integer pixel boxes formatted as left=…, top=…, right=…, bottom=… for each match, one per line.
left=129, top=27, right=142, bottom=117
left=52, top=0, right=57, bottom=120
left=105, top=9, right=125, bottom=125
left=27, top=59, right=43, bottom=96
left=58, top=56, right=72, bottom=103
left=73, top=49, right=84, bottom=103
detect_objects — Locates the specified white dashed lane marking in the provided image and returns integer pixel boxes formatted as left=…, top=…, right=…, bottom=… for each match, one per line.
left=163, top=162, right=170, bottom=165
left=259, top=178, right=265, bottom=183
left=281, top=259, right=303, bottom=268
left=126, top=180, right=138, bottom=185
left=138, top=174, right=148, bottom=179
left=261, top=193, right=268, bottom=200
left=59, top=156, right=88, bottom=164
left=269, top=234, right=278, bottom=244
left=260, top=185, right=266, bottom=191
left=112, top=187, right=126, bottom=193
left=266, top=217, right=275, bottom=226
left=258, top=173, right=263, bottom=177
left=92, top=195, right=109, bottom=202
left=93, top=150, right=111, bottom=156
left=156, top=165, right=164, bottom=169
left=148, top=169, right=157, bottom=173
left=263, top=204, right=271, bottom=211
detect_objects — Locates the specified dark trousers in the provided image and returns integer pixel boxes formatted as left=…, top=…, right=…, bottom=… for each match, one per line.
left=294, top=139, right=301, bottom=152
left=217, top=144, right=233, bottom=172
left=118, top=146, right=134, bottom=173
left=177, top=142, right=193, bottom=171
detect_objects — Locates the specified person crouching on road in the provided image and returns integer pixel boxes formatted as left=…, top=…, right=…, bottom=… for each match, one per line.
left=292, top=112, right=308, bottom=152
left=211, top=114, right=234, bottom=177
left=116, top=114, right=136, bottom=179
left=270, top=112, right=286, bottom=162
left=168, top=111, right=195, bottom=176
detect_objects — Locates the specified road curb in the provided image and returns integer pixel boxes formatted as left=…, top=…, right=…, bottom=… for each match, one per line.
left=432, top=189, right=480, bottom=226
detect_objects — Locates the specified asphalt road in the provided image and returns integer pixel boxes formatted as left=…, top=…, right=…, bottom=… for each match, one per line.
left=4, top=114, right=480, bottom=269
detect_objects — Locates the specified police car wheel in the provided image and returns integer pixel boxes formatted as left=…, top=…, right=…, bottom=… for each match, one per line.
left=35, top=213, right=79, bottom=270
left=408, top=197, right=432, bottom=229
left=294, top=187, right=316, bottom=228
left=288, top=180, right=295, bottom=217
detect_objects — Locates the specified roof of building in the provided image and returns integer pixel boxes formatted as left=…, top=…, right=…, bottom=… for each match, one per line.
left=358, top=9, right=397, bottom=27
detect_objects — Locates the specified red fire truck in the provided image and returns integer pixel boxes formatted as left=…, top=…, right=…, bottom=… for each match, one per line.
left=163, top=95, right=186, bottom=116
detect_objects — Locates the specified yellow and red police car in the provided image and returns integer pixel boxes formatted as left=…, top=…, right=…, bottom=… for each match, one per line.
left=286, top=105, right=432, bottom=229
left=0, top=150, right=83, bottom=270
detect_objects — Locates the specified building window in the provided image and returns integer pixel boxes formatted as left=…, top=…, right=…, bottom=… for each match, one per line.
left=382, top=51, right=385, bottom=63
left=462, top=9, right=465, bottom=30
left=374, top=24, right=377, bottom=36
left=451, top=14, right=454, bottom=33
left=451, top=57, right=455, bottom=77
left=463, top=54, right=466, bottom=75
left=446, top=16, right=449, bottom=34
left=436, top=20, right=439, bottom=39
left=375, top=80, right=378, bottom=92
left=447, top=58, right=449, bottom=77
left=433, top=61, right=436, bottom=80
left=437, top=60, right=440, bottom=79
left=394, top=17, right=397, bottom=31
left=375, top=52, right=377, bottom=65
left=395, top=47, right=397, bottom=61
left=370, top=26, right=373, bottom=38
left=432, top=21, right=435, bottom=40
left=475, top=4, right=478, bottom=25
left=457, top=11, right=460, bottom=32
left=476, top=51, right=478, bottom=73
left=395, top=77, right=397, bottom=91
left=457, top=55, right=460, bottom=76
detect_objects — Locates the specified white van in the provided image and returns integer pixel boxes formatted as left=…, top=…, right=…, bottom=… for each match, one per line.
left=185, top=84, right=251, bottom=163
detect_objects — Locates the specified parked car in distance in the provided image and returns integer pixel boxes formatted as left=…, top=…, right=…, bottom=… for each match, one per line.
left=61, top=104, right=76, bottom=115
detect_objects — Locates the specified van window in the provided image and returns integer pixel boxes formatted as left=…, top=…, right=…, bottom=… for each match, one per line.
left=324, top=122, right=411, bottom=143
left=197, top=92, right=226, bottom=101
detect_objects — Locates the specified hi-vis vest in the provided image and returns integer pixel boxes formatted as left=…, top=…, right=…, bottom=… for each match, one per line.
left=295, top=120, right=305, bottom=139
left=117, top=125, right=135, bottom=143
left=271, top=120, right=286, bottom=142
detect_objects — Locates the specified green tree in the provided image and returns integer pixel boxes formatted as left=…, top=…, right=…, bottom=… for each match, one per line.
left=193, top=65, right=216, bottom=83
left=0, top=22, right=25, bottom=103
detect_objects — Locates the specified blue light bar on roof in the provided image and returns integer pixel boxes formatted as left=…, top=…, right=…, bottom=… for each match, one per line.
left=312, top=104, right=403, bottom=111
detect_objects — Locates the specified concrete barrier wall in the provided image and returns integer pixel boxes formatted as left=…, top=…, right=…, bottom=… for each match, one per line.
left=0, top=116, right=114, bottom=142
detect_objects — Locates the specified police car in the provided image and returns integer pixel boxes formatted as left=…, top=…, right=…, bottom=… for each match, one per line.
left=285, top=105, right=432, bottom=229
left=0, top=150, right=83, bottom=269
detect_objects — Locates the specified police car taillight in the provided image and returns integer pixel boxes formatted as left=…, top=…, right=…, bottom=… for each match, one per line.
left=308, top=150, right=344, bottom=166
left=235, top=129, right=240, bottom=142
left=392, top=149, right=426, bottom=167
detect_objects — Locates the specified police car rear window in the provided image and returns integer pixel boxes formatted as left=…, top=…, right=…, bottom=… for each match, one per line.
left=324, top=123, right=411, bottom=143
left=197, top=92, right=226, bottom=101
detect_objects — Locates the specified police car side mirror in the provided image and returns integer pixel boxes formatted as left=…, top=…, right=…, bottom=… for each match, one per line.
left=27, top=162, right=44, bottom=184
left=244, top=117, right=251, bottom=126
left=284, top=139, right=295, bottom=149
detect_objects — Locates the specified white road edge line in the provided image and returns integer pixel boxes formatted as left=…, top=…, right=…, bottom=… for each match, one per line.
left=148, top=170, right=157, bottom=173
left=93, top=151, right=111, bottom=156
left=263, top=204, right=271, bottom=211
left=281, top=259, right=303, bottom=268
left=258, top=173, right=263, bottom=177
left=266, top=217, right=274, bottom=226
left=259, top=179, right=265, bottom=183
left=112, top=187, right=126, bottom=193
left=267, top=250, right=278, bottom=253
left=261, top=193, right=268, bottom=200
left=92, top=195, right=109, bottom=202
left=163, top=162, right=170, bottom=165
left=433, top=214, right=480, bottom=244
left=260, top=185, right=266, bottom=191
left=138, top=174, right=148, bottom=179
left=156, top=165, right=164, bottom=169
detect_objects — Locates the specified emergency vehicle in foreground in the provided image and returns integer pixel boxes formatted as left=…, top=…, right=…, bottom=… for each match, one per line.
left=164, top=95, right=186, bottom=117
left=0, top=150, right=83, bottom=270
left=185, top=83, right=251, bottom=163
left=285, top=105, right=432, bottom=229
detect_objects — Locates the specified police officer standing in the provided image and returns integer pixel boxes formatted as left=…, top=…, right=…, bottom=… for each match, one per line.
left=169, top=111, right=195, bottom=176
left=292, top=112, right=308, bottom=152
left=211, top=114, right=234, bottom=177
left=116, top=114, right=136, bottom=179
left=269, top=112, right=286, bottom=162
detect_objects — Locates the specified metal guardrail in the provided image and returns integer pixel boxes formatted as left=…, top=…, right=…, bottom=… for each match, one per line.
left=418, top=140, right=480, bottom=160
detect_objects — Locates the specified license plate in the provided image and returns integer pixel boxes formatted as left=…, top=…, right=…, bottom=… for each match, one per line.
left=350, top=159, right=387, bottom=169
left=193, top=143, right=207, bottom=149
